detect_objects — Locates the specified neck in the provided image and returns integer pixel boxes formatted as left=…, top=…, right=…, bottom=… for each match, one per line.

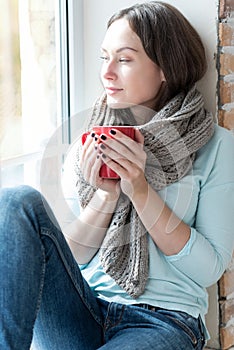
left=130, top=105, right=155, bottom=125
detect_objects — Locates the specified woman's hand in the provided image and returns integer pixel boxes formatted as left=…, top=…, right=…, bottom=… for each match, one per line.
left=79, top=133, right=120, bottom=196
left=78, top=128, right=192, bottom=259
left=95, top=129, right=191, bottom=258
left=96, top=128, right=148, bottom=200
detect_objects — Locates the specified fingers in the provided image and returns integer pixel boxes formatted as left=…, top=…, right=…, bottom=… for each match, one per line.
left=100, top=153, right=127, bottom=178
left=100, top=144, right=142, bottom=171
left=105, top=128, right=143, bottom=152
left=80, top=133, right=94, bottom=163
left=100, top=152, right=146, bottom=200
left=80, top=133, right=120, bottom=192
left=80, top=128, right=146, bottom=188
left=80, top=134, right=101, bottom=184
left=97, top=129, right=146, bottom=170
left=88, top=154, right=103, bottom=187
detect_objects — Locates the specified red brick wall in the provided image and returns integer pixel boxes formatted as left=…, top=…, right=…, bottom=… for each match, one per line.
left=217, top=0, right=234, bottom=349
left=218, top=0, right=234, bottom=131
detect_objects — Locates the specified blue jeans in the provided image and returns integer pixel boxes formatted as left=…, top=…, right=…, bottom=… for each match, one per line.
left=0, top=185, right=205, bottom=350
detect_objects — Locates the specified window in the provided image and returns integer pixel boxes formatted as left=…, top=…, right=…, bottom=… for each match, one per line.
left=0, top=0, right=72, bottom=190
left=0, top=0, right=84, bottom=227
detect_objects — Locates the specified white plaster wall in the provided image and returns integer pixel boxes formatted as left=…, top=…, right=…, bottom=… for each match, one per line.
left=83, top=0, right=218, bottom=119
left=81, top=1, right=220, bottom=347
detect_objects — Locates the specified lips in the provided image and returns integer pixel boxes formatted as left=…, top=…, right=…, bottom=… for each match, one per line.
left=105, top=87, right=123, bottom=95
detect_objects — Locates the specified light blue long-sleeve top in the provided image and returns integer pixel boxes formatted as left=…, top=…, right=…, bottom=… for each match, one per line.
left=62, top=124, right=234, bottom=339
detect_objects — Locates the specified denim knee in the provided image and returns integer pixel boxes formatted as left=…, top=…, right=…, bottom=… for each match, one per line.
left=0, top=185, right=45, bottom=236
left=0, top=185, right=41, bottom=209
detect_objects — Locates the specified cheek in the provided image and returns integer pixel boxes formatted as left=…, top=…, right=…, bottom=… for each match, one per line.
left=132, top=74, right=161, bottom=99
left=142, top=70, right=163, bottom=95
left=150, top=79, right=163, bottom=96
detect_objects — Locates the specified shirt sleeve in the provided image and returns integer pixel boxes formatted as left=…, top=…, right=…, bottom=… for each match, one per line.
left=164, top=129, right=234, bottom=287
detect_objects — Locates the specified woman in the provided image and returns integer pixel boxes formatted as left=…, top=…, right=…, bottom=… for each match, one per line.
left=1, top=2, right=234, bottom=349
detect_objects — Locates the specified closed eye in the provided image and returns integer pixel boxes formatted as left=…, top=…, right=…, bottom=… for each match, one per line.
left=119, top=58, right=131, bottom=63
left=100, top=56, right=109, bottom=61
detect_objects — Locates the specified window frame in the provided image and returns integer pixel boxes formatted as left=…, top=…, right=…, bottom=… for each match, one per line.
left=0, top=0, right=83, bottom=189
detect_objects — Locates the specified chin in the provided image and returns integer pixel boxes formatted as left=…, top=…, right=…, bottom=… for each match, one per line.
left=106, top=98, right=135, bottom=110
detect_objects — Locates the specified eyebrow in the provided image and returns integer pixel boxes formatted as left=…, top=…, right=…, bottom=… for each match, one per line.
left=101, top=47, right=138, bottom=53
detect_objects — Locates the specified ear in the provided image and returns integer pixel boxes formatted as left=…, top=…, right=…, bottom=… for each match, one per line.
left=160, top=69, right=166, bottom=82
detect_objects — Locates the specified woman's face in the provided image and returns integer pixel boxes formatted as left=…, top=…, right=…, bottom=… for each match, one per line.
left=100, top=18, right=165, bottom=110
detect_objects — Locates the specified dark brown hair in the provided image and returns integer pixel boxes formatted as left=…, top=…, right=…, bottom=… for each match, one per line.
left=107, top=1, right=207, bottom=110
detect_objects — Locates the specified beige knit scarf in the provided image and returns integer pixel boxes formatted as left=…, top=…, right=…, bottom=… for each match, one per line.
left=74, top=85, right=214, bottom=298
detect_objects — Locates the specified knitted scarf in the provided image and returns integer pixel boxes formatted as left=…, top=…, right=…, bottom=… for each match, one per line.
left=74, top=85, right=214, bottom=298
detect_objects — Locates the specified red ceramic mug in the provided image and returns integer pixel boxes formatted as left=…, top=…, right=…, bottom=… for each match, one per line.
left=82, top=125, right=135, bottom=179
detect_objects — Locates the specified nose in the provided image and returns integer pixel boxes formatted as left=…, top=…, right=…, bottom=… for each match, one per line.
left=101, top=59, right=117, bottom=81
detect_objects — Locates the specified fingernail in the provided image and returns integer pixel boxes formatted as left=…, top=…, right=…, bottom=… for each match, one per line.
left=94, top=145, right=98, bottom=150
left=110, top=129, right=116, bottom=135
left=97, top=154, right=100, bottom=159
left=91, top=132, right=95, bottom=137
left=100, top=144, right=106, bottom=150
left=100, top=134, right=107, bottom=140
left=95, top=136, right=98, bottom=141
left=102, top=153, right=106, bottom=159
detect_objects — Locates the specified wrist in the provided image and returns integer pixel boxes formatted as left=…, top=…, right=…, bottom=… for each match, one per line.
left=130, top=178, right=149, bottom=204
left=97, top=187, right=120, bottom=202
left=86, top=187, right=120, bottom=215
